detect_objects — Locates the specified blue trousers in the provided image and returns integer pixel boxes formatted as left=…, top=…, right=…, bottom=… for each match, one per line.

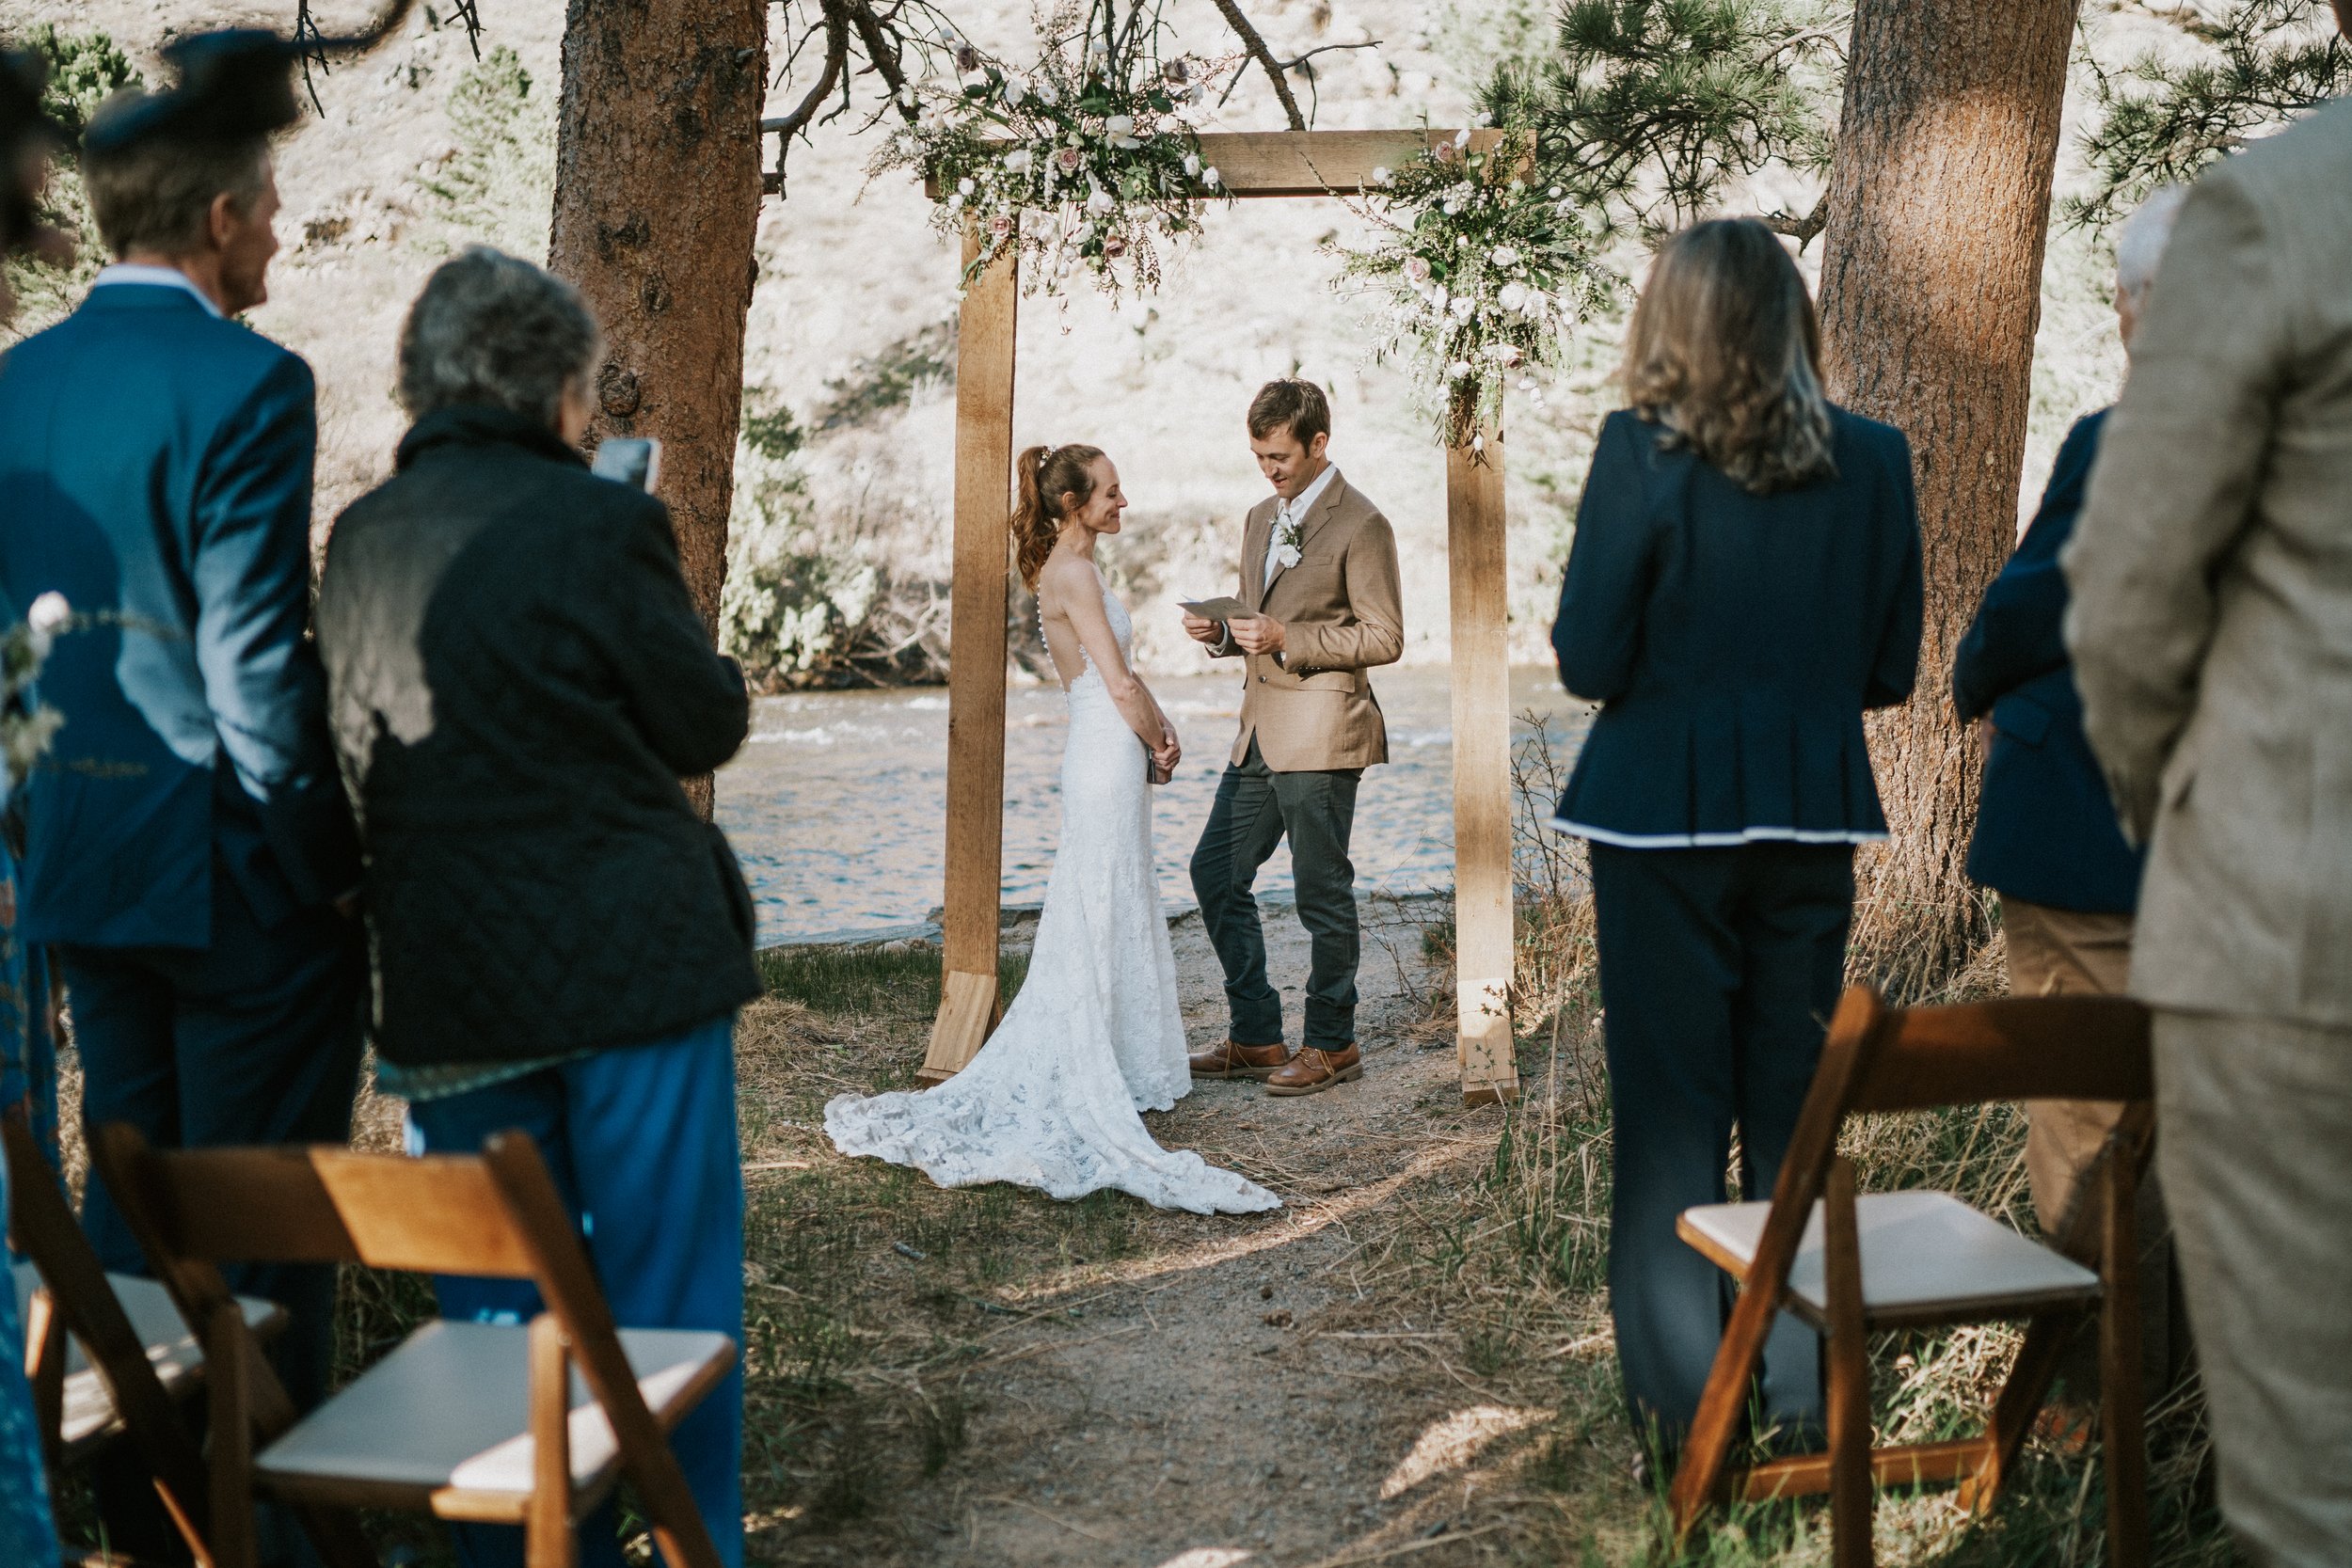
left=1590, top=841, right=1850, bottom=1450
left=61, top=871, right=365, bottom=1410
left=405, top=1019, right=744, bottom=1568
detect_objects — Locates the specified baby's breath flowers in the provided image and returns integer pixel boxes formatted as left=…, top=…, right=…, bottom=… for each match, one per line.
left=876, top=4, right=1228, bottom=301
left=1329, top=124, right=1614, bottom=446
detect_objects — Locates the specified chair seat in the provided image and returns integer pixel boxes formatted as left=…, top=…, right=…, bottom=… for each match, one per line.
left=254, top=1318, right=735, bottom=1521
left=11, top=1259, right=285, bottom=1454
left=1677, top=1190, right=2101, bottom=1328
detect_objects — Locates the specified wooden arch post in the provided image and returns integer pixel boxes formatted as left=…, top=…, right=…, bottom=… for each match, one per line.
left=916, top=130, right=1521, bottom=1105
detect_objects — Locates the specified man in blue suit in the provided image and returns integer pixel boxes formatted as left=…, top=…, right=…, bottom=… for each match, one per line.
left=1952, top=184, right=2185, bottom=1394
left=0, top=35, right=362, bottom=1412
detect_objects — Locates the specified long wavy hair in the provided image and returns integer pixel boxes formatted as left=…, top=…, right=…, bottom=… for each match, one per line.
left=1011, top=443, right=1104, bottom=590
left=1622, top=218, right=1836, bottom=495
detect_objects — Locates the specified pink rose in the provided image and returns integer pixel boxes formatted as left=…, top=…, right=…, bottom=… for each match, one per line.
left=1055, top=147, right=1085, bottom=175
left=1434, top=141, right=1459, bottom=165
left=1103, top=233, right=1128, bottom=259
left=990, top=214, right=1014, bottom=239
left=1403, top=255, right=1432, bottom=284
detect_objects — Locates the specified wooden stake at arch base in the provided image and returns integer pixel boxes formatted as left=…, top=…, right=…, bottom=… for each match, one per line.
left=914, top=130, right=1520, bottom=1107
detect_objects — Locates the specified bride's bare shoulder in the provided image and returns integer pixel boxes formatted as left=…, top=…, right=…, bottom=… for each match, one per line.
left=1036, top=553, right=1103, bottom=610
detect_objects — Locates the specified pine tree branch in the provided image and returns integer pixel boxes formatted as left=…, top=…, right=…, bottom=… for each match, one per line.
left=1208, top=0, right=1307, bottom=130
left=1761, top=191, right=1830, bottom=247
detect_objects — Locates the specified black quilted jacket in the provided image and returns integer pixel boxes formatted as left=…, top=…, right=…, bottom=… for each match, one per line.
left=316, top=405, right=760, bottom=1069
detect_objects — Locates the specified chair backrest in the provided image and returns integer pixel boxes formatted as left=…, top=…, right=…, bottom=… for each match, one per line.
left=1846, top=992, right=2153, bottom=1115
left=3, top=1108, right=210, bottom=1533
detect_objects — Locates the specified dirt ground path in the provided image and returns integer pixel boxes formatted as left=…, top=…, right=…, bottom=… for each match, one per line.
left=751, top=900, right=1622, bottom=1568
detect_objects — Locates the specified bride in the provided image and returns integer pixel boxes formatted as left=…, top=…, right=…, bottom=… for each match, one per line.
left=825, top=443, right=1279, bottom=1215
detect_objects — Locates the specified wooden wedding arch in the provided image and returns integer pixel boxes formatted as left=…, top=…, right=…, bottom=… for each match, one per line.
left=914, top=129, right=1523, bottom=1106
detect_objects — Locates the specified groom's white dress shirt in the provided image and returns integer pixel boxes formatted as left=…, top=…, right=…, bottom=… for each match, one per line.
left=1263, top=462, right=1341, bottom=592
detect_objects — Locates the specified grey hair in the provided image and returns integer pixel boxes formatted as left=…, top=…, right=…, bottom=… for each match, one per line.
left=397, top=246, right=601, bottom=428
left=81, top=108, right=271, bottom=260
left=2115, top=184, right=2189, bottom=307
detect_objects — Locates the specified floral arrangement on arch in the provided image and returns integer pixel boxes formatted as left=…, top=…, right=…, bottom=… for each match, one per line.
left=875, top=2, right=1232, bottom=300
left=1330, top=125, right=1614, bottom=448
left=3, top=592, right=74, bottom=807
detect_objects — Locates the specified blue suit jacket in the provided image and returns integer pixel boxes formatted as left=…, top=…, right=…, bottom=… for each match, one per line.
left=1952, top=410, right=2143, bottom=913
left=1549, top=406, right=1925, bottom=847
left=0, top=283, right=358, bottom=947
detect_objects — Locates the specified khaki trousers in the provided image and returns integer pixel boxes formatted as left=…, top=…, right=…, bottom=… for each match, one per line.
left=2156, top=1010, right=2352, bottom=1567
left=2001, top=897, right=2182, bottom=1395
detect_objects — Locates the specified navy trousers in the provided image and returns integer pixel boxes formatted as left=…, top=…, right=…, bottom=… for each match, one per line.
left=405, top=1018, right=744, bottom=1568
left=1589, top=840, right=1852, bottom=1449
left=1189, top=736, right=1363, bottom=1049
left=62, top=870, right=366, bottom=1409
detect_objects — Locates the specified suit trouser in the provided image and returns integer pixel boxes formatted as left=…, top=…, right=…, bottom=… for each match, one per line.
left=60, top=871, right=366, bottom=1409
left=406, top=1018, right=745, bottom=1568
left=1589, top=840, right=1851, bottom=1447
left=2000, top=896, right=2185, bottom=1399
left=2153, top=1010, right=2352, bottom=1568
left=1190, top=736, right=1361, bottom=1049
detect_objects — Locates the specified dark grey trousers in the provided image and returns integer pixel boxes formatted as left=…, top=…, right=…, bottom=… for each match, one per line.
left=1189, top=736, right=1362, bottom=1050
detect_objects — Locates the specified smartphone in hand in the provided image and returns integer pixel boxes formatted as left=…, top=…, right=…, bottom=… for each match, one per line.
left=592, top=436, right=663, bottom=494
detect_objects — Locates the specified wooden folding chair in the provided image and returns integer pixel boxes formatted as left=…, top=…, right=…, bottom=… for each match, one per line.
left=89, top=1123, right=738, bottom=1568
left=8, top=1106, right=296, bottom=1561
left=1667, top=987, right=2154, bottom=1568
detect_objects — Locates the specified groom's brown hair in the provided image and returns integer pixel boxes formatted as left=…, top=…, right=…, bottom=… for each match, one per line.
left=1248, top=378, right=1330, bottom=445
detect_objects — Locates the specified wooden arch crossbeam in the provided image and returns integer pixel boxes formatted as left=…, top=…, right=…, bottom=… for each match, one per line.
left=917, top=128, right=1522, bottom=1106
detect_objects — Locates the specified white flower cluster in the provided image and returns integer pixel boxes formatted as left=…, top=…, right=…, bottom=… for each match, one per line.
left=878, top=22, right=1224, bottom=301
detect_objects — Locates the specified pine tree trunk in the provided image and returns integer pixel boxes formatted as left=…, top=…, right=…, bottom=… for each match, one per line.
left=548, top=0, right=768, bottom=816
left=1816, top=0, right=2079, bottom=997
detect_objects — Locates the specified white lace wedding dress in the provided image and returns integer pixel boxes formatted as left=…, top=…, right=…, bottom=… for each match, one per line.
left=825, top=568, right=1279, bottom=1215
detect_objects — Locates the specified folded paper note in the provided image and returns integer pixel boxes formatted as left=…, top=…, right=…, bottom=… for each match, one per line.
left=1180, top=596, right=1250, bottom=622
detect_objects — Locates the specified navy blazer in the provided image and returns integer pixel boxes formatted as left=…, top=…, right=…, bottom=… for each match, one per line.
left=1550, top=406, right=1924, bottom=846
left=0, top=283, right=357, bottom=947
left=1952, top=410, right=2142, bottom=913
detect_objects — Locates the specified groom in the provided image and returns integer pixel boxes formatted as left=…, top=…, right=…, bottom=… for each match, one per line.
left=1182, top=379, right=1404, bottom=1096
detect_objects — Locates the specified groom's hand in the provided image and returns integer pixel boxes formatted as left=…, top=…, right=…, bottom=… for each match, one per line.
left=1182, top=610, right=1224, bottom=645
left=1230, top=613, right=1286, bottom=656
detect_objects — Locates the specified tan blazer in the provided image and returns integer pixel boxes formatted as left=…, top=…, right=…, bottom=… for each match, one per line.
left=2064, top=96, right=2352, bottom=1026
left=1212, top=473, right=1405, bottom=770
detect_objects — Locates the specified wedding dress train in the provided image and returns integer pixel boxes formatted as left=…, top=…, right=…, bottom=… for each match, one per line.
left=824, top=570, right=1279, bottom=1214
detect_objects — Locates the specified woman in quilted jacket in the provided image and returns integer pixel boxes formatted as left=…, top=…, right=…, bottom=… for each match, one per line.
left=316, top=246, right=758, bottom=1568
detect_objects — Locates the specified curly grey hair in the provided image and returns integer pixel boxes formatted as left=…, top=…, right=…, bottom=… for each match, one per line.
left=397, top=245, right=601, bottom=428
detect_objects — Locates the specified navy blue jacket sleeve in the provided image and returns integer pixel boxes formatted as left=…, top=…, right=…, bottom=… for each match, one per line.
left=1552, top=413, right=1653, bottom=704
left=1865, top=426, right=1925, bottom=709
left=1951, top=412, right=2105, bottom=721
left=189, top=352, right=358, bottom=904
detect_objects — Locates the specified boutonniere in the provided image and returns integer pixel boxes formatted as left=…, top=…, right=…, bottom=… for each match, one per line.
left=1271, top=513, right=1303, bottom=572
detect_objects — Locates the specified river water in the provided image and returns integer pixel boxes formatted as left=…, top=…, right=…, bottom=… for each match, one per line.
left=717, top=665, right=1590, bottom=944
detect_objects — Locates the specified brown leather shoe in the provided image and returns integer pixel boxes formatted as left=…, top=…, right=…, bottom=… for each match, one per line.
left=1189, top=1038, right=1291, bottom=1081
left=1265, top=1044, right=1361, bottom=1097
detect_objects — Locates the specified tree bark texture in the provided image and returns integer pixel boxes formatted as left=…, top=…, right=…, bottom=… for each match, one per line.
left=1817, top=0, right=2079, bottom=996
left=548, top=0, right=768, bottom=815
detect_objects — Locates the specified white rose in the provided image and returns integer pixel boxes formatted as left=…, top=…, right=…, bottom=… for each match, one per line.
left=1086, top=184, right=1114, bottom=214
left=1371, top=166, right=1392, bottom=186
left=1403, top=255, right=1432, bottom=284
left=24, top=591, right=70, bottom=658
left=1274, top=543, right=1303, bottom=570
left=1450, top=295, right=1475, bottom=321
left=1497, top=281, right=1528, bottom=311
left=1106, top=114, right=1135, bottom=137
left=1490, top=245, right=1521, bottom=267
left=1183, top=151, right=1201, bottom=176
left=1202, top=166, right=1221, bottom=189
left=957, top=177, right=976, bottom=196
left=1005, top=81, right=1028, bottom=107
left=1003, top=148, right=1033, bottom=173
left=1447, top=359, right=1473, bottom=381
left=946, top=193, right=964, bottom=212
left=1073, top=221, right=1096, bottom=244
left=1453, top=128, right=1472, bottom=149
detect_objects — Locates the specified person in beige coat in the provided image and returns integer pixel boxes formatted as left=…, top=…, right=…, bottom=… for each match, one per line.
left=1182, top=379, right=1404, bottom=1095
left=2062, top=25, right=2352, bottom=1560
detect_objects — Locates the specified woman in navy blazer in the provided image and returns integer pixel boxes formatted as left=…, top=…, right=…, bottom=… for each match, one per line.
left=1549, top=219, right=1924, bottom=1461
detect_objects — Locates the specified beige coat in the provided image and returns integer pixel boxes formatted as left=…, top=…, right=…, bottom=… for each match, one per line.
left=2064, top=96, right=2352, bottom=1026
left=1212, top=473, right=1405, bottom=770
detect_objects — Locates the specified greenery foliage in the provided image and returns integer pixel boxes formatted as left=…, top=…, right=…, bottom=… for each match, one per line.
left=877, top=0, right=1227, bottom=298
left=421, top=44, right=556, bottom=260
left=1329, top=128, right=1615, bottom=446
left=1483, top=0, right=1842, bottom=240
left=0, top=26, right=139, bottom=338
left=2074, top=0, right=2349, bottom=229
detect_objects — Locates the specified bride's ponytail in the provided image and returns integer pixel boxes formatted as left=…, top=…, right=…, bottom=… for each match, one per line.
left=1010, top=442, right=1105, bottom=590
